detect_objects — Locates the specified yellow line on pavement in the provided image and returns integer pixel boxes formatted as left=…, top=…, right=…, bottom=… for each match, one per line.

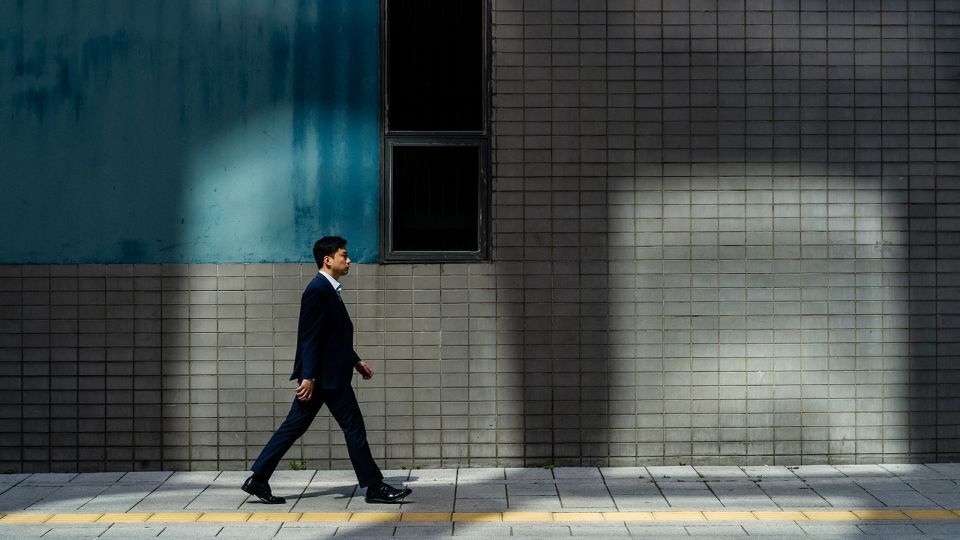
left=852, top=510, right=909, bottom=520
left=503, top=512, right=554, bottom=522
left=451, top=512, right=501, bottom=522
left=196, top=512, right=250, bottom=522
left=0, top=514, right=52, bottom=523
left=348, top=512, right=400, bottom=522
left=553, top=512, right=605, bottom=522
left=45, top=514, right=101, bottom=523
left=249, top=512, right=301, bottom=522
left=299, top=512, right=351, bottom=522
left=145, top=512, right=200, bottom=523
left=907, top=510, right=959, bottom=520
left=96, top=513, right=151, bottom=523
left=1, top=509, right=959, bottom=524
left=401, top=512, right=453, bottom=522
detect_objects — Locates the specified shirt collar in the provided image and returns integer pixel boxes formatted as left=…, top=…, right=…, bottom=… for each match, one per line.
left=319, top=271, right=342, bottom=296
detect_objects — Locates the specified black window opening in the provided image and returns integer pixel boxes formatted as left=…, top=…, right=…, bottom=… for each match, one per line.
left=382, top=0, right=490, bottom=262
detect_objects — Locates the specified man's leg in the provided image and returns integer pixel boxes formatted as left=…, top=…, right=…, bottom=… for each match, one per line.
left=251, top=393, right=323, bottom=479
left=322, top=386, right=383, bottom=488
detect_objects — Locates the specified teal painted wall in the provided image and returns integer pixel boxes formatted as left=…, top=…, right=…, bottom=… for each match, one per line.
left=0, top=0, right=380, bottom=263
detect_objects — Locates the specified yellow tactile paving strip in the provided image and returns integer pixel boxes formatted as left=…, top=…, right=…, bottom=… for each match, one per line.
left=1, top=510, right=960, bottom=524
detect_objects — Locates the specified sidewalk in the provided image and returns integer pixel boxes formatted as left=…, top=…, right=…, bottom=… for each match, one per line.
left=1, top=464, right=960, bottom=538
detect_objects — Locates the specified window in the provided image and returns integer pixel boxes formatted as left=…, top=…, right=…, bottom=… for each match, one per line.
left=382, top=0, right=489, bottom=262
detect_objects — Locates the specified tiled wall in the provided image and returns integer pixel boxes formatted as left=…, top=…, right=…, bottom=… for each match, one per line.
left=2, top=0, right=960, bottom=472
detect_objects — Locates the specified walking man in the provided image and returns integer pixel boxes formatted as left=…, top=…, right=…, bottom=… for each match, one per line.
left=242, top=236, right=412, bottom=504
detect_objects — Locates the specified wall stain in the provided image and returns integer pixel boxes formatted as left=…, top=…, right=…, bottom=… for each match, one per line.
left=80, top=31, right=129, bottom=80
left=13, top=88, right=48, bottom=119
left=270, top=29, right=290, bottom=101
left=119, top=239, right=145, bottom=263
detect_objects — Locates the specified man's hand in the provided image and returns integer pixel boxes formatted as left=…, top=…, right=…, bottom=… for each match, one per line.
left=295, top=379, right=315, bottom=401
left=355, top=361, right=374, bottom=380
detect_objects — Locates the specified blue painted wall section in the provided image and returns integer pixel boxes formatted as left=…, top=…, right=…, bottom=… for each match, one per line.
left=0, top=0, right=380, bottom=263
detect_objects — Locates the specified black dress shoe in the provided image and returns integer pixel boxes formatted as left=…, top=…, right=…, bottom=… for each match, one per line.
left=364, top=482, right=412, bottom=503
left=242, top=475, right=286, bottom=504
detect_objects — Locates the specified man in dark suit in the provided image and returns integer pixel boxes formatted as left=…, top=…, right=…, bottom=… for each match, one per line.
left=242, top=236, right=411, bottom=504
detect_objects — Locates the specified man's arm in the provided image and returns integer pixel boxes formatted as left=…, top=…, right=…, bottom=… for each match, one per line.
left=354, top=361, right=374, bottom=380
left=297, top=286, right=332, bottom=382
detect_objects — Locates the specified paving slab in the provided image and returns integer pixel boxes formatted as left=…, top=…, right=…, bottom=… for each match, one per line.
left=915, top=523, right=960, bottom=536
left=163, top=471, right=220, bottom=485
left=505, top=525, right=571, bottom=536
left=451, top=522, right=511, bottom=536
left=504, top=468, right=553, bottom=482
left=694, top=466, right=748, bottom=480
left=0, top=474, right=30, bottom=486
left=712, top=495, right=781, bottom=509
left=398, top=483, right=454, bottom=506
left=290, top=483, right=356, bottom=512
left=608, top=495, right=672, bottom=509
left=217, top=523, right=282, bottom=537
left=740, top=466, right=795, bottom=479
left=798, top=522, right=867, bottom=535
left=407, top=469, right=458, bottom=483
left=858, top=523, right=925, bottom=536
left=507, top=482, right=557, bottom=496
left=26, top=484, right=109, bottom=511
left=925, top=463, right=960, bottom=478
left=100, top=523, right=166, bottom=537
left=185, top=485, right=250, bottom=511
left=906, top=479, right=960, bottom=494
left=129, top=484, right=207, bottom=512
left=0, top=485, right=61, bottom=511
left=21, top=473, right=78, bottom=485
left=856, top=477, right=914, bottom=491
left=599, top=467, right=650, bottom=479
left=157, top=524, right=224, bottom=537
left=624, top=524, right=689, bottom=536
left=79, top=483, right=165, bottom=512
left=273, top=524, right=340, bottom=538
left=118, top=472, right=174, bottom=484
left=456, top=469, right=505, bottom=482
left=880, top=464, right=940, bottom=478
left=568, top=523, right=630, bottom=536
left=868, top=491, right=937, bottom=507
left=740, top=521, right=807, bottom=535
left=300, top=470, right=357, bottom=484
left=506, top=495, right=563, bottom=510
left=834, top=464, right=894, bottom=477
left=552, top=467, right=602, bottom=480
left=452, top=498, right=508, bottom=512
left=684, top=524, right=747, bottom=535
left=557, top=484, right=615, bottom=508
left=70, top=472, right=127, bottom=484
left=604, top=478, right=662, bottom=494
left=647, top=466, right=700, bottom=480
left=923, top=493, right=960, bottom=507
left=42, top=524, right=111, bottom=537
left=0, top=524, right=52, bottom=538
left=394, top=523, right=456, bottom=536
left=456, top=483, right=505, bottom=499
left=791, top=465, right=842, bottom=478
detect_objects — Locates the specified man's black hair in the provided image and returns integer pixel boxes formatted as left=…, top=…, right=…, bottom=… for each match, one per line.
left=313, top=236, right=347, bottom=269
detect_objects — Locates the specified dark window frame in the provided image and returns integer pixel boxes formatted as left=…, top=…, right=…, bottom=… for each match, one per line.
left=380, top=0, right=491, bottom=263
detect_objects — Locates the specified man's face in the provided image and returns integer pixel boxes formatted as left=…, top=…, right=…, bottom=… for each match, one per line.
left=324, top=247, right=351, bottom=279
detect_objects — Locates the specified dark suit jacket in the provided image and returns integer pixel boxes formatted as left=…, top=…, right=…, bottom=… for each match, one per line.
left=290, top=272, right=361, bottom=389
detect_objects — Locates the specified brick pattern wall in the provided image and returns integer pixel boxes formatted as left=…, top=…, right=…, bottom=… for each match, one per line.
left=1, top=0, right=959, bottom=472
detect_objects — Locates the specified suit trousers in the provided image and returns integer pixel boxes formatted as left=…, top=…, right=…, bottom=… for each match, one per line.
left=251, top=386, right=383, bottom=488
